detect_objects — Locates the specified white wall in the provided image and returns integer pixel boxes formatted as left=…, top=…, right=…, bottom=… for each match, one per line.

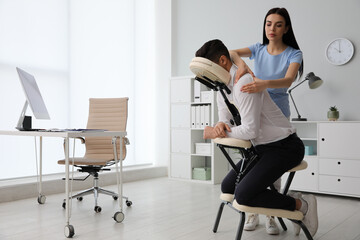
left=171, top=0, right=360, bottom=121
left=153, top=0, right=172, bottom=166
left=0, top=0, right=69, bottom=178
left=0, top=0, right=163, bottom=179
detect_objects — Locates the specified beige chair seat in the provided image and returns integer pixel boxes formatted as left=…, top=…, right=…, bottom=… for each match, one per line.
left=58, top=158, right=112, bottom=166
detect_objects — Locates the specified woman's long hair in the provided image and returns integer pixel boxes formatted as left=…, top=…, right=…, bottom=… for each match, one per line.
left=262, top=7, right=303, bottom=79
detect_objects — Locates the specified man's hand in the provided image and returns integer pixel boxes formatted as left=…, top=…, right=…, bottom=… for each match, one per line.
left=203, top=122, right=231, bottom=139
left=240, top=77, right=267, bottom=93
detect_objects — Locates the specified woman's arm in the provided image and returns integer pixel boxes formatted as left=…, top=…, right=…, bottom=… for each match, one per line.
left=240, top=62, right=301, bottom=93
left=229, top=48, right=254, bottom=80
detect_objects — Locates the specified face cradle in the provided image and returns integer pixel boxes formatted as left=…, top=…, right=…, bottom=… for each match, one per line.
left=265, top=14, right=288, bottom=42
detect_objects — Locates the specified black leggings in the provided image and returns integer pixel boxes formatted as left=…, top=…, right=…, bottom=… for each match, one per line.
left=221, top=133, right=304, bottom=211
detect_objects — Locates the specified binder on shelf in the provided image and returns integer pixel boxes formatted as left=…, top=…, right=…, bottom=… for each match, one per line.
left=201, top=91, right=213, bottom=102
left=195, top=105, right=201, bottom=129
left=194, top=81, right=201, bottom=102
left=194, top=80, right=207, bottom=102
left=191, top=106, right=196, bottom=129
left=200, top=105, right=205, bottom=129
left=204, top=105, right=210, bottom=127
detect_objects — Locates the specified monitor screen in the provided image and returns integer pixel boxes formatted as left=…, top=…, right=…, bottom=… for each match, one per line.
left=16, top=67, right=50, bottom=119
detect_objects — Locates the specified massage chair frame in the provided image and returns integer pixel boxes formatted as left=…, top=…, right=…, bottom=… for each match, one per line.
left=189, top=57, right=314, bottom=240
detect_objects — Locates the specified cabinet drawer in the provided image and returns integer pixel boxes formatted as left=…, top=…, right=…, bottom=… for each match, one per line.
left=170, top=154, right=191, bottom=179
left=319, top=175, right=360, bottom=196
left=319, top=158, right=360, bottom=177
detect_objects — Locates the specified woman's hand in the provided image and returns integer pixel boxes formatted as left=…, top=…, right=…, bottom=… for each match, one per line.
left=240, top=77, right=268, bottom=93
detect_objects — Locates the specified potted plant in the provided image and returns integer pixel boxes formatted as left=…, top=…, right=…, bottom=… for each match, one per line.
left=328, top=106, right=339, bottom=121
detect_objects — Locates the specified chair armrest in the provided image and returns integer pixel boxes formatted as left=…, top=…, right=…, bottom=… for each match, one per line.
left=75, top=137, right=85, bottom=144
left=62, top=137, right=85, bottom=153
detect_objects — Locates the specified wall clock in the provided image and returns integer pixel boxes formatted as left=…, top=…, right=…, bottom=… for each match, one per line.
left=325, top=38, right=354, bottom=65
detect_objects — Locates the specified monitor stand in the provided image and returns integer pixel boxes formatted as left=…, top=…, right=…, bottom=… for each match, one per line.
left=16, top=101, right=33, bottom=131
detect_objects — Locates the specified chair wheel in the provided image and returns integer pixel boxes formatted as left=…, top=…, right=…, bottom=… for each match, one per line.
left=94, top=206, right=102, bottom=213
left=77, top=197, right=83, bottom=201
left=126, top=200, right=132, bottom=207
left=64, top=224, right=75, bottom=238
left=113, top=211, right=125, bottom=223
left=37, top=194, right=46, bottom=204
left=113, top=196, right=118, bottom=200
left=62, top=201, right=66, bottom=209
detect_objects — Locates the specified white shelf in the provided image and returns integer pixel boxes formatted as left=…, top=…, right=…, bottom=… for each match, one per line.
left=191, top=153, right=212, bottom=157
left=191, top=102, right=211, bottom=105
left=300, top=137, right=317, bottom=141
left=169, top=77, right=228, bottom=184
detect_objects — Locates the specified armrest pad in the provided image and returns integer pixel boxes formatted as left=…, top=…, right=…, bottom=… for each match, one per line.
left=214, top=138, right=252, bottom=149
left=189, top=57, right=231, bottom=85
left=75, top=137, right=85, bottom=144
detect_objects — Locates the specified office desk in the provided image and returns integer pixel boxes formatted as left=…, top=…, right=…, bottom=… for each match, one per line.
left=0, top=130, right=127, bottom=238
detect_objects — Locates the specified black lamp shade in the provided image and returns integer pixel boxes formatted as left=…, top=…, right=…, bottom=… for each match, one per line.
left=307, top=72, right=323, bottom=89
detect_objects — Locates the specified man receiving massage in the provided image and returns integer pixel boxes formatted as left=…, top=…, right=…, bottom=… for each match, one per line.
left=195, top=39, right=318, bottom=237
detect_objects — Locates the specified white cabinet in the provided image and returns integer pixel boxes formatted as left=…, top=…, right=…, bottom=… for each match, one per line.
left=290, top=121, right=360, bottom=198
left=169, top=76, right=228, bottom=184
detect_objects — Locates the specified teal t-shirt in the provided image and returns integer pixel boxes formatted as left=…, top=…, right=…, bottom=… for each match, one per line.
left=248, top=42, right=303, bottom=118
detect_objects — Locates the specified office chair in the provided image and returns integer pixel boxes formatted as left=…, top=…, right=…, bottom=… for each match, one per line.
left=58, top=98, right=132, bottom=213
left=189, top=57, right=313, bottom=240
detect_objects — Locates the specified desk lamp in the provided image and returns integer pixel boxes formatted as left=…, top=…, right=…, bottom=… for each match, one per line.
left=288, top=72, right=323, bottom=121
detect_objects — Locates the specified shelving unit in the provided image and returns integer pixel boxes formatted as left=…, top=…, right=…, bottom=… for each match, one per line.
left=169, top=76, right=228, bottom=184
left=287, top=121, right=360, bottom=198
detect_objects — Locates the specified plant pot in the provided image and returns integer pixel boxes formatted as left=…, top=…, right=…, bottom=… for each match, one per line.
left=327, top=110, right=339, bottom=121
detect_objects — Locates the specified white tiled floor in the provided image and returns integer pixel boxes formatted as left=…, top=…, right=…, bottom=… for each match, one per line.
left=0, top=177, right=359, bottom=240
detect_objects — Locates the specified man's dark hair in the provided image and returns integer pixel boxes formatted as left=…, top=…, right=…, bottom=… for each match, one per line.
left=195, top=39, right=231, bottom=64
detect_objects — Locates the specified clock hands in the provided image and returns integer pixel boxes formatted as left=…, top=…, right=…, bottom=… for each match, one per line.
left=333, top=41, right=342, bottom=53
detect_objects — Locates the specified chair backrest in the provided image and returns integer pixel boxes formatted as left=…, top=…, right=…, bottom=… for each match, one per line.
left=84, top=98, right=128, bottom=161
left=189, top=57, right=231, bottom=85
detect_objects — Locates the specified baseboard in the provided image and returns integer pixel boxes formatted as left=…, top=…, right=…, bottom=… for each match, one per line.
left=0, top=165, right=168, bottom=203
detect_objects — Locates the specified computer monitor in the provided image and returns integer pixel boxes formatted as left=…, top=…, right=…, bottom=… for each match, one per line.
left=16, top=67, right=50, bottom=130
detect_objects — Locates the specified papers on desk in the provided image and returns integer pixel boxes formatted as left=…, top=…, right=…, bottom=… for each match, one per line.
left=42, top=128, right=106, bottom=132
left=65, top=129, right=106, bottom=132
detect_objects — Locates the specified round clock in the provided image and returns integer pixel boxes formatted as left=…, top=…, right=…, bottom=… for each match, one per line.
left=326, top=38, right=354, bottom=65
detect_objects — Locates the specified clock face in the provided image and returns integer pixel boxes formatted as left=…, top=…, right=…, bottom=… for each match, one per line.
left=326, top=38, right=354, bottom=65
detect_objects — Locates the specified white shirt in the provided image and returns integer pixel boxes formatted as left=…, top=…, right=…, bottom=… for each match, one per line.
left=217, top=64, right=295, bottom=146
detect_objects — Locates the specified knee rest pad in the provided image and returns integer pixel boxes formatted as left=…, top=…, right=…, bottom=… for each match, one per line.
left=220, top=193, right=235, bottom=202
left=288, top=160, right=307, bottom=172
left=189, top=57, right=231, bottom=85
left=232, top=199, right=304, bottom=221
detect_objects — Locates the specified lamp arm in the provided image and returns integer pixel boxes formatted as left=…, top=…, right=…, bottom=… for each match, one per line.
left=289, top=91, right=302, bottom=119
left=288, top=78, right=307, bottom=92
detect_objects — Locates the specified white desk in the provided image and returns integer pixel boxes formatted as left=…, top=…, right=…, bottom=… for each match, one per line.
left=0, top=130, right=127, bottom=238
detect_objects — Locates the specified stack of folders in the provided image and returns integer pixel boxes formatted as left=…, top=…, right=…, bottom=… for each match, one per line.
left=191, top=104, right=211, bottom=129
